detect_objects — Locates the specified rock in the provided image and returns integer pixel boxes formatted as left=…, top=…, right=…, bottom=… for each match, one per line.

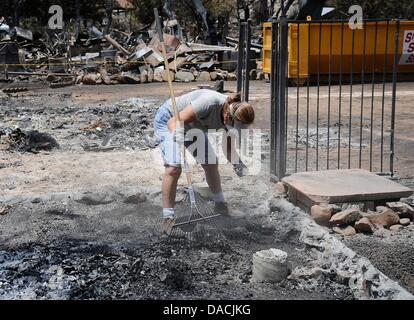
left=252, top=248, right=288, bottom=283
left=210, top=71, right=218, bottom=81
left=400, top=197, right=414, bottom=206
left=197, top=71, right=211, bottom=81
left=227, top=73, right=237, bottom=81
left=215, top=71, right=227, bottom=80
left=386, top=201, right=414, bottom=220
left=75, top=73, right=84, bottom=84
left=99, top=68, right=112, bottom=85
left=389, top=224, right=403, bottom=232
left=120, top=72, right=140, bottom=84
left=342, top=203, right=364, bottom=211
left=147, top=69, right=154, bottom=83
left=95, top=74, right=102, bottom=85
left=376, top=206, right=388, bottom=212
left=310, top=205, right=332, bottom=226
left=400, top=218, right=411, bottom=226
left=326, top=204, right=342, bottom=214
left=124, top=193, right=147, bottom=204
left=330, top=208, right=362, bottom=226
left=140, top=70, right=148, bottom=83
left=249, top=69, right=257, bottom=80
left=154, top=70, right=163, bottom=82
left=333, top=225, right=356, bottom=236
left=161, top=70, right=175, bottom=82
left=355, top=217, right=375, bottom=234
left=275, top=182, right=288, bottom=194
left=192, top=70, right=199, bottom=78
left=175, top=70, right=195, bottom=82
left=368, top=209, right=400, bottom=228
left=82, top=73, right=98, bottom=85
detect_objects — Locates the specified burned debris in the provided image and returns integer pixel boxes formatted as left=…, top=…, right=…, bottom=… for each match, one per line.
left=0, top=14, right=262, bottom=89
left=0, top=128, right=59, bottom=153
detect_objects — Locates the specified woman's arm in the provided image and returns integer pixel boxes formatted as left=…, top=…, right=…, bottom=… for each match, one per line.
left=222, top=133, right=241, bottom=164
left=167, top=104, right=197, bottom=131
left=222, top=132, right=246, bottom=176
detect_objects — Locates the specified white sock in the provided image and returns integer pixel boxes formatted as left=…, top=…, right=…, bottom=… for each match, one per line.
left=163, top=208, right=175, bottom=219
left=212, top=192, right=225, bottom=203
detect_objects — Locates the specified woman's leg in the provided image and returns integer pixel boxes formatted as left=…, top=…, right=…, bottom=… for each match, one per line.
left=201, top=164, right=222, bottom=195
left=162, top=165, right=186, bottom=236
left=162, top=165, right=182, bottom=209
left=202, top=163, right=229, bottom=215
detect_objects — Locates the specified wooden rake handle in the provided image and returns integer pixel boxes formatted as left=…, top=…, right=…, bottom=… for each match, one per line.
left=153, top=8, right=181, bottom=123
left=153, top=8, right=194, bottom=189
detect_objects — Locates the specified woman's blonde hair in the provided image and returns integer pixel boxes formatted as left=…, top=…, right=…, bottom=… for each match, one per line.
left=223, top=92, right=255, bottom=124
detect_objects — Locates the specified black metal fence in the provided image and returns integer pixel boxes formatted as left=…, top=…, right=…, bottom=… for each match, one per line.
left=237, top=19, right=252, bottom=102
left=270, top=17, right=402, bottom=180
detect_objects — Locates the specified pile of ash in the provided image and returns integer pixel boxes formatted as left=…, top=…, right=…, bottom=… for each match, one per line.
left=0, top=128, right=59, bottom=153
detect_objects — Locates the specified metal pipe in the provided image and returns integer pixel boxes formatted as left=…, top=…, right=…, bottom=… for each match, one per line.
left=305, top=21, right=311, bottom=171
left=390, top=20, right=400, bottom=177
left=370, top=21, right=378, bottom=172
left=243, top=19, right=251, bottom=102
left=236, top=22, right=245, bottom=93
left=295, top=22, right=300, bottom=173
left=348, top=28, right=355, bottom=169
left=277, top=14, right=288, bottom=178
left=338, top=22, right=344, bottom=169
left=380, top=21, right=390, bottom=173
left=316, top=22, right=322, bottom=171
left=327, top=22, right=333, bottom=170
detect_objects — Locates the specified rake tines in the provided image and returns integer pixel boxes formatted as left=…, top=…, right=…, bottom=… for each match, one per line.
left=167, top=191, right=222, bottom=242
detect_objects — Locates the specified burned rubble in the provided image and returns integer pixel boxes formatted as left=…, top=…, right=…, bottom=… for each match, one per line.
left=0, top=196, right=354, bottom=300
left=1, top=16, right=262, bottom=89
left=0, top=128, right=59, bottom=153
left=0, top=94, right=160, bottom=153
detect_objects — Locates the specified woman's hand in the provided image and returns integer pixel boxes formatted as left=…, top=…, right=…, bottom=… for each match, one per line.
left=173, top=125, right=185, bottom=145
left=233, top=161, right=247, bottom=177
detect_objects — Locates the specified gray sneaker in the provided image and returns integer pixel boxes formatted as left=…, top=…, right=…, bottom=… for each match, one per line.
left=162, top=218, right=187, bottom=238
left=214, top=202, right=230, bottom=216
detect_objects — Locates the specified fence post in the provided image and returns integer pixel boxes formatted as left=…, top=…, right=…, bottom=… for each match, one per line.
left=243, top=19, right=251, bottom=102
left=276, top=14, right=288, bottom=179
left=390, top=20, right=400, bottom=177
left=270, top=19, right=278, bottom=180
left=237, top=22, right=246, bottom=93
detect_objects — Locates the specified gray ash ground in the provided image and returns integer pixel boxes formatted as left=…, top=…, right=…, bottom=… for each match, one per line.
left=343, top=225, right=414, bottom=295
left=0, top=93, right=159, bottom=152
left=0, top=87, right=410, bottom=300
left=0, top=197, right=353, bottom=300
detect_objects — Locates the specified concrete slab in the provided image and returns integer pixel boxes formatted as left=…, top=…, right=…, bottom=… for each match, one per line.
left=282, top=169, right=413, bottom=209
